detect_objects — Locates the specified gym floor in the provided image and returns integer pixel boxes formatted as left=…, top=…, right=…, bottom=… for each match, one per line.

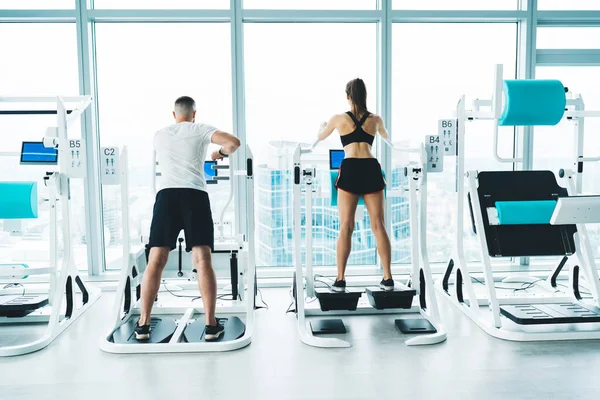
left=1, top=289, right=600, bottom=400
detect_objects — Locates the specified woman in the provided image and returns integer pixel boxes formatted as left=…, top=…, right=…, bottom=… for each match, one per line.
left=316, top=78, right=394, bottom=292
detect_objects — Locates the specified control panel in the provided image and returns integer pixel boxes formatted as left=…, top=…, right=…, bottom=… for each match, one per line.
left=425, top=135, right=443, bottom=173
left=438, top=119, right=457, bottom=156
left=65, top=139, right=86, bottom=178
left=101, top=147, right=120, bottom=185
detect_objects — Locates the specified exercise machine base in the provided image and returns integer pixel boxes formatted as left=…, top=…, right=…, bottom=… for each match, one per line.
left=395, top=318, right=437, bottom=334
left=366, top=286, right=416, bottom=310
left=183, top=316, right=245, bottom=343
left=111, top=317, right=177, bottom=344
left=0, top=295, right=49, bottom=317
left=315, top=288, right=362, bottom=311
left=310, top=319, right=347, bottom=334
left=500, top=302, right=600, bottom=325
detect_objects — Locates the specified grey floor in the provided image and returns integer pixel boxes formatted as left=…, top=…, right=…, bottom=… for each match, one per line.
left=1, top=289, right=600, bottom=400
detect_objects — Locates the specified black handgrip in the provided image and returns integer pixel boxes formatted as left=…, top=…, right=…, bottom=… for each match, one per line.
left=230, top=252, right=238, bottom=300
left=247, top=158, right=253, bottom=177
left=177, top=238, right=184, bottom=277
left=294, top=166, right=300, bottom=184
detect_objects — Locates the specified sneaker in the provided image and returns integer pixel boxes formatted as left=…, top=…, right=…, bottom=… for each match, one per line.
left=205, top=320, right=225, bottom=341
left=331, top=280, right=346, bottom=293
left=380, top=278, right=395, bottom=291
left=134, top=322, right=150, bottom=341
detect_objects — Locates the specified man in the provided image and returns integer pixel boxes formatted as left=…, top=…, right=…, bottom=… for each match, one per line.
left=135, top=96, right=241, bottom=341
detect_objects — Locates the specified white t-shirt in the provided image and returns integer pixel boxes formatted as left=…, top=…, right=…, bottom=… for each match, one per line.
left=154, top=122, right=217, bottom=192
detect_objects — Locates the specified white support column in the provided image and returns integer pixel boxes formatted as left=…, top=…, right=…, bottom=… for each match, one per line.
left=76, top=0, right=105, bottom=275
left=467, top=171, right=502, bottom=328
left=231, top=0, right=248, bottom=238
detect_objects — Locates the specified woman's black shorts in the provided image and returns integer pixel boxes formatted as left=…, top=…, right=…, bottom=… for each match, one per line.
left=335, top=158, right=386, bottom=195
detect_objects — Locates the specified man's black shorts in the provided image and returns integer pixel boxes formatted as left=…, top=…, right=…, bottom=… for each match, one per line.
left=148, top=188, right=214, bottom=252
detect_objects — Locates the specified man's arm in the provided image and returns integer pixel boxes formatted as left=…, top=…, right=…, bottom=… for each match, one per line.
left=211, top=130, right=241, bottom=160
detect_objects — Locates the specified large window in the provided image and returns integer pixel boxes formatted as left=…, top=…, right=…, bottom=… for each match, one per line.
left=0, top=0, right=73, bottom=9
left=392, top=0, right=519, bottom=10
left=538, top=0, right=600, bottom=10
left=96, top=23, right=232, bottom=270
left=534, top=66, right=600, bottom=257
left=0, top=24, right=85, bottom=270
left=93, top=0, right=227, bottom=9
left=392, top=23, right=517, bottom=263
left=537, top=27, right=600, bottom=49
left=245, top=23, right=378, bottom=267
left=244, top=0, right=375, bottom=9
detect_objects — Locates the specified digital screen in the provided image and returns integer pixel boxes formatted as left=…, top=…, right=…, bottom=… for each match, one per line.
left=329, top=149, right=345, bottom=170
left=204, top=161, right=218, bottom=183
left=20, top=142, right=58, bottom=165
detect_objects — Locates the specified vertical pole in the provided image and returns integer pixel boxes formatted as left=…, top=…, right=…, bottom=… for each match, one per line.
left=120, top=147, right=131, bottom=273
left=517, top=0, right=537, bottom=171
left=379, top=0, right=392, bottom=267
left=575, top=98, right=585, bottom=194
left=76, top=0, right=104, bottom=275
left=517, top=0, right=537, bottom=266
left=306, top=174, right=314, bottom=297
left=231, top=0, right=248, bottom=238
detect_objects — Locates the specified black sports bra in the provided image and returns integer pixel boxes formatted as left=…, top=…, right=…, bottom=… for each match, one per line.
left=340, top=112, right=374, bottom=147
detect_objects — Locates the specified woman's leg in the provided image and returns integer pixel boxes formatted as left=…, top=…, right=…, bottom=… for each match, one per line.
left=336, top=189, right=359, bottom=281
left=363, top=190, right=392, bottom=280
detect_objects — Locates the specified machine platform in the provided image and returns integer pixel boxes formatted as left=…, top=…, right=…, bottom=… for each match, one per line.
left=0, top=295, right=49, bottom=317
left=110, top=317, right=177, bottom=344
left=310, top=319, right=347, bottom=334
left=366, top=286, right=416, bottom=310
left=500, top=303, right=600, bottom=325
left=183, top=317, right=245, bottom=343
left=314, top=288, right=362, bottom=312
left=395, top=318, right=437, bottom=334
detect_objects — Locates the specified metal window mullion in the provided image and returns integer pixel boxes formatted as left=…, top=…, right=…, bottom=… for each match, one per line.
left=380, top=0, right=392, bottom=268
left=0, top=10, right=76, bottom=22
left=516, top=0, right=537, bottom=171
left=537, top=50, right=600, bottom=66
left=537, top=11, right=600, bottom=27
left=76, top=0, right=104, bottom=275
left=231, top=0, right=247, bottom=238
left=517, top=0, right=537, bottom=267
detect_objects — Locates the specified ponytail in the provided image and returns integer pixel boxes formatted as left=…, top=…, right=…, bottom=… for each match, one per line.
left=345, top=78, right=368, bottom=117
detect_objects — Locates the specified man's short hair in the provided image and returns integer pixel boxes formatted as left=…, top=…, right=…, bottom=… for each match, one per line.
left=174, top=96, right=196, bottom=117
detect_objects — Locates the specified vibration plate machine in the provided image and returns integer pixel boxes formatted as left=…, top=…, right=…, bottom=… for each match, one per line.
left=101, top=146, right=256, bottom=353
left=291, top=137, right=447, bottom=348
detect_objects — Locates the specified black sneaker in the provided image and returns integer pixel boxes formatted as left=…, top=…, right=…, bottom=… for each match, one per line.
left=331, top=280, right=346, bottom=293
left=134, top=322, right=150, bottom=341
left=380, top=278, right=394, bottom=291
left=205, top=321, right=225, bottom=341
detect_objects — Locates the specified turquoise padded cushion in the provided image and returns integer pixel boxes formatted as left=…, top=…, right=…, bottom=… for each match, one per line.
left=0, top=182, right=38, bottom=219
left=495, top=200, right=557, bottom=225
left=499, top=80, right=566, bottom=127
left=330, top=170, right=386, bottom=207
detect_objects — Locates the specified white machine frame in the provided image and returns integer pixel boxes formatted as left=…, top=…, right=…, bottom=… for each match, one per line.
left=0, top=96, right=100, bottom=356
left=100, top=145, right=256, bottom=353
left=437, top=65, right=600, bottom=341
left=292, top=139, right=447, bottom=348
